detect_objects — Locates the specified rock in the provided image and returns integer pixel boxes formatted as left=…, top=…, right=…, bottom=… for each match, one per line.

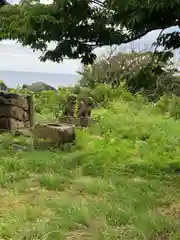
left=24, top=122, right=30, bottom=128
left=11, top=144, right=28, bottom=151
left=0, top=92, right=29, bottom=110
left=0, top=105, right=29, bottom=121
left=32, top=123, right=76, bottom=146
left=0, top=117, right=25, bottom=130
left=0, top=81, right=8, bottom=91
left=22, top=82, right=56, bottom=93
left=0, top=92, right=31, bottom=131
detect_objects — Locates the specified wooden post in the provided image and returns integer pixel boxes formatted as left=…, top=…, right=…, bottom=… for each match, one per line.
left=27, top=94, right=35, bottom=129
left=27, top=94, right=35, bottom=150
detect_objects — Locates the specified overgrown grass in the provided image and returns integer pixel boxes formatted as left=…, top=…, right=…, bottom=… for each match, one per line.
left=1, top=96, right=180, bottom=239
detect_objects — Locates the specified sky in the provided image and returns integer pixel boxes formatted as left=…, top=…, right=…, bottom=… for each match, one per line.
left=1, top=0, right=180, bottom=75
left=0, top=40, right=82, bottom=74
left=0, top=30, right=167, bottom=74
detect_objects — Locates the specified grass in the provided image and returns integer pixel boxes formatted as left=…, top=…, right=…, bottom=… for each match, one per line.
left=1, top=96, right=180, bottom=239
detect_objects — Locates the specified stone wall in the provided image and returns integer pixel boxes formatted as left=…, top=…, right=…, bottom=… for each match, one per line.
left=0, top=92, right=34, bottom=131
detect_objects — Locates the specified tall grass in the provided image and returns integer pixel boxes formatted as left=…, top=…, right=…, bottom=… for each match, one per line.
left=1, top=90, right=180, bottom=239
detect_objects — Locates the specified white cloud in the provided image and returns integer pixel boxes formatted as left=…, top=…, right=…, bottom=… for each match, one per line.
left=0, top=42, right=82, bottom=73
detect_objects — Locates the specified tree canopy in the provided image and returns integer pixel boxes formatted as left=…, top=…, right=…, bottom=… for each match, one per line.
left=0, top=0, right=9, bottom=7
left=0, top=0, right=180, bottom=64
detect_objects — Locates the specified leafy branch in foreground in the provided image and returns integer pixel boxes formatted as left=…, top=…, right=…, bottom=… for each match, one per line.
left=0, top=0, right=9, bottom=7
left=0, top=0, right=180, bottom=64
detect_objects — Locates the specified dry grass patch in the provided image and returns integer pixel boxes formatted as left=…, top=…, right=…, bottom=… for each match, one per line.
left=0, top=188, right=26, bottom=214
left=158, top=202, right=180, bottom=218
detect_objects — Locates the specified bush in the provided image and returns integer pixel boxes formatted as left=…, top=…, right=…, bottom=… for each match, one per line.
left=79, top=52, right=154, bottom=88
left=155, top=94, right=180, bottom=119
left=78, top=50, right=179, bottom=99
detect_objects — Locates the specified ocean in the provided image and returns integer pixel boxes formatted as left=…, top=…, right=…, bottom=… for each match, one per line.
left=0, top=70, right=80, bottom=89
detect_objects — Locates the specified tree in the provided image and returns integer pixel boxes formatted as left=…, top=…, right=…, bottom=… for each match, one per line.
left=79, top=51, right=156, bottom=88
left=78, top=49, right=178, bottom=98
left=0, top=0, right=180, bottom=64
left=0, top=0, right=9, bottom=7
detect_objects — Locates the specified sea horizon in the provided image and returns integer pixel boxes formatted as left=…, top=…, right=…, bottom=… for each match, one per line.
left=0, top=70, right=81, bottom=88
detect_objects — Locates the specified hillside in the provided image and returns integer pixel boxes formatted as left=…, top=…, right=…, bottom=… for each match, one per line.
left=1, top=95, right=180, bottom=239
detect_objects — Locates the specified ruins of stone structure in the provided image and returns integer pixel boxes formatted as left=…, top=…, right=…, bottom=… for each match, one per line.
left=61, top=96, right=93, bottom=127
left=62, top=95, right=76, bottom=117
left=77, top=97, right=93, bottom=118
left=33, top=123, right=76, bottom=146
left=77, top=97, right=93, bottom=127
left=0, top=92, right=34, bottom=131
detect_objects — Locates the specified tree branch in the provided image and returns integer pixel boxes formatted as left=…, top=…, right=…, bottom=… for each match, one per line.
left=91, top=0, right=104, bottom=7
left=122, top=24, right=176, bottom=45
left=0, top=0, right=10, bottom=7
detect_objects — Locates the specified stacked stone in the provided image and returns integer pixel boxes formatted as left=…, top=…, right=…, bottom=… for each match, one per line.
left=0, top=92, right=30, bottom=130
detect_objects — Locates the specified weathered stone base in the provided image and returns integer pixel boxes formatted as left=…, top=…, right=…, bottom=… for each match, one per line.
left=59, top=116, right=94, bottom=127
left=32, top=123, right=76, bottom=146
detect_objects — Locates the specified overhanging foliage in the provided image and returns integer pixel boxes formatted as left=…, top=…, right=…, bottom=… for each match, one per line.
left=0, top=0, right=180, bottom=64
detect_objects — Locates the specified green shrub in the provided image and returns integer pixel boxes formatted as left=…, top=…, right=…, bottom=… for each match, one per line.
left=78, top=50, right=179, bottom=99
left=155, top=94, right=180, bottom=119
